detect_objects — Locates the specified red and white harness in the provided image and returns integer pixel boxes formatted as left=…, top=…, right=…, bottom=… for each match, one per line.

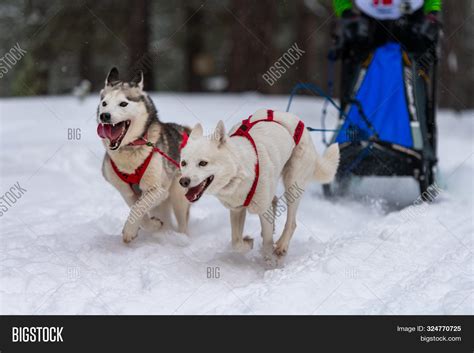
left=230, top=109, right=305, bottom=207
left=110, top=132, right=188, bottom=193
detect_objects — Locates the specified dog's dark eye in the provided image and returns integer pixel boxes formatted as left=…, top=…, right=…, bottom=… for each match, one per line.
left=199, top=161, right=208, bottom=167
left=119, top=101, right=128, bottom=107
left=181, top=160, right=187, bottom=167
left=102, top=101, right=107, bottom=107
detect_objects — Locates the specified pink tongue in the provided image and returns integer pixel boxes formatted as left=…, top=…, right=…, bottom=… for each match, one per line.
left=185, top=188, right=198, bottom=202
left=97, top=123, right=123, bottom=141
left=97, top=124, right=107, bottom=138
left=185, top=183, right=204, bottom=202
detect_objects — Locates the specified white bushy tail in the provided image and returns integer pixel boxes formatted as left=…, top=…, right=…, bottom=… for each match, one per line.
left=314, top=143, right=340, bottom=183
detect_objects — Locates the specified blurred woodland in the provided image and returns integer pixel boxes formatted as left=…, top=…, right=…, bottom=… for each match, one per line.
left=0, top=0, right=472, bottom=109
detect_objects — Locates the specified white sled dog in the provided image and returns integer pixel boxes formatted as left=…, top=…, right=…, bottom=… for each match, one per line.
left=179, top=109, right=339, bottom=262
left=97, top=67, right=191, bottom=243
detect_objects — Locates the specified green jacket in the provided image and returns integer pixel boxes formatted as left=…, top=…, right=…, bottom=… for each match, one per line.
left=333, top=0, right=442, bottom=17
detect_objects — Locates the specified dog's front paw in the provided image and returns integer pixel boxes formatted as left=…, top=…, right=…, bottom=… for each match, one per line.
left=262, top=247, right=278, bottom=268
left=141, top=216, right=164, bottom=232
left=122, top=223, right=138, bottom=243
left=274, top=240, right=288, bottom=257
left=233, top=236, right=254, bottom=253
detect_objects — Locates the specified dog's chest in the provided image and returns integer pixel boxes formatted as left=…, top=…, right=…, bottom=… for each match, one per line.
left=109, top=147, right=152, bottom=174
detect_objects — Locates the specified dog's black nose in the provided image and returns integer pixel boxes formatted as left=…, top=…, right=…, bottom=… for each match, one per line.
left=179, top=177, right=190, bottom=188
left=100, top=112, right=111, bottom=123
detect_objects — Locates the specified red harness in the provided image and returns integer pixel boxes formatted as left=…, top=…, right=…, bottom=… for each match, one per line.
left=110, top=132, right=188, bottom=191
left=230, top=109, right=305, bottom=207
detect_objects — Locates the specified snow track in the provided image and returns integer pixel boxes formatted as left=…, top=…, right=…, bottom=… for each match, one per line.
left=0, top=94, right=472, bottom=314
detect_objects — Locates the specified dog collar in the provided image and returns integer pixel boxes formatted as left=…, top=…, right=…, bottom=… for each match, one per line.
left=110, top=131, right=188, bottom=194
left=128, top=132, right=189, bottom=150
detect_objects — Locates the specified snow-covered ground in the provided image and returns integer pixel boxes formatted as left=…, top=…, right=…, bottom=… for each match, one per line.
left=0, top=93, right=472, bottom=314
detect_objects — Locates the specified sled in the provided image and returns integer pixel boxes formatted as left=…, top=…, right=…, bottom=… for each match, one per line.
left=288, top=40, right=438, bottom=198
left=325, top=41, right=438, bottom=197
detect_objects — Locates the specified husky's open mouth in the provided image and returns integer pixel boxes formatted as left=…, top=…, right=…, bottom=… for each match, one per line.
left=185, top=175, right=214, bottom=202
left=97, top=120, right=131, bottom=150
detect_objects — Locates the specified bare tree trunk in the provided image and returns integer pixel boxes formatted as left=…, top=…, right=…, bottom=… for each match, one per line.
left=127, top=0, right=153, bottom=89
left=79, top=28, right=92, bottom=83
left=294, top=0, right=333, bottom=96
left=184, top=1, right=205, bottom=91
left=22, top=0, right=51, bottom=95
left=439, top=1, right=472, bottom=110
left=228, top=0, right=276, bottom=93
left=295, top=0, right=318, bottom=84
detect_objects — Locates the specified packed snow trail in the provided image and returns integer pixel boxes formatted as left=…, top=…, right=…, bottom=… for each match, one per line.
left=0, top=94, right=472, bottom=314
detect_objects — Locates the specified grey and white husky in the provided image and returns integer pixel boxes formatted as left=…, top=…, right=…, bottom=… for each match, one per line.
left=97, top=67, right=190, bottom=243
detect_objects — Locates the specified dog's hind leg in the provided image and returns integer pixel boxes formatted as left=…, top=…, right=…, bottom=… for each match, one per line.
left=150, top=199, right=172, bottom=229
left=230, top=208, right=253, bottom=252
left=258, top=196, right=277, bottom=257
left=170, top=179, right=190, bottom=234
left=274, top=160, right=310, bottom=257
left=141, top=214, right=164, bottom=232
left=274, top=187, right=303, bottom=256
left=271, top=196, right=278, bottom=233
left=259, top=212, right=275, bottom=265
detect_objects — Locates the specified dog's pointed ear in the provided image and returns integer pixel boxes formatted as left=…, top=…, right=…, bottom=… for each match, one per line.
left=131, top=70, right=144, bottom=90
left=106, top=67, right=119, bottom=86
left=214, top=120, right=226, bottom=146
left=190, top=123, right=203, bottom=139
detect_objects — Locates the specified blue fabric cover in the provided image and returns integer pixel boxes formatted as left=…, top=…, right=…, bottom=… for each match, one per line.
left=336, top=42, right=413, bottom=148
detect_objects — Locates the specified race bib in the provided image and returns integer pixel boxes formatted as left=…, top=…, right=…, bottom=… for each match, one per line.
left=355, top=0, right=424, bottom=20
